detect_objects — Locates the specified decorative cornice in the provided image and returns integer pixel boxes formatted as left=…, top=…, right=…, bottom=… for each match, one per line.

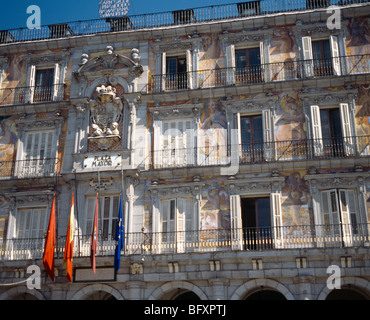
left=148, top=181, right=205, bottom=198
left=151, top=37, right=202, bottom=54
left=22, top=50, right=71, bottom=66
left=224, top=176, right=285, bottom=195
left=221, top=96, right=278, bottom=114
left=299, top=89, right=358, bottom=106
left=150, top=103, right=203, bottom=120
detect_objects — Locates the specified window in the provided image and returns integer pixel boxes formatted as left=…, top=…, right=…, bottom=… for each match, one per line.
left=17, top=130, right=55, bottom=177
left=160, top=198, right=195, bottom=253
left=241, top=197, right=272, bottom=250
left=154, top=118, right=194, bottom=168
left=85, top=195, right=120, bottom=240
left=312, top=39, right=333, bottom=76
left=238, top=109, right=273, bottom=163
left=26, top=63, right=62, bottom=103
left=310, top=104, right=354, bottom=157
left=11, top=207, right=47, bottom=256
left=240, top=115, right=264, bottom=163
left=230, top=193, right=282, bottom=250
left=15, top=207, right=47, bottom=240
left=166, top=56, right=187, bottom=90
left=154, top=48, right=195, bottom=92
left=235, top=47, right=263, bottom=84
left=34, top=68, right=55, bottom=102
left=320, top=189, right=360, bottom=246
left=302, top=35, right=341, bottom=77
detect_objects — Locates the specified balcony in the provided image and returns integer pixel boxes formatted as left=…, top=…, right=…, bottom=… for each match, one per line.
left=150, top=54, right=370, bottom=92
left=0, top=84, right=65, bottom=106
left=0, top=1, right=368, bottom=44
left=1, top=223, right=369, bottom=261
left=149, top=136, right=370, bottom=170
left=0, top=158, right=60, bottom=180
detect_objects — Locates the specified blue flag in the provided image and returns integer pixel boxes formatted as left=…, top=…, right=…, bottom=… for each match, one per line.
left=114, top=196, right=124, bottom=271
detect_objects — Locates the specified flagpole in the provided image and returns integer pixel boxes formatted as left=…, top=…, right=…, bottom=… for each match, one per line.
left=121, top=167, right=125, bottom=256
left=97, top=168, right=102, bottom=252
left=74, top=171, right=81, bottom=257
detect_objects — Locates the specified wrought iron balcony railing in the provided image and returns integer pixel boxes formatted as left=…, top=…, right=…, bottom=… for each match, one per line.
left=0, top=84, right=65, bottom=106
left=150, top=54, right=370, bottom=92
left=1, top=223, right=369, bottom=261
left=149, top=135, right=370, bottom=169
left=0, top=1, right=368, bottom=44
left=0, top=158, right=60, bottom=180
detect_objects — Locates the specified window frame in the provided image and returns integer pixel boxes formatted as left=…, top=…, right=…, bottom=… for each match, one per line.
left=309, top=103, right=355, bottom=157
left=301, top=35, right=343, bottom=77
left=158, top=197, right=196, bottom=253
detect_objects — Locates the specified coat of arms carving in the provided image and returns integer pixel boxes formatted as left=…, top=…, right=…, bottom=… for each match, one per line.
left=88, top=85, right=124, bottom=150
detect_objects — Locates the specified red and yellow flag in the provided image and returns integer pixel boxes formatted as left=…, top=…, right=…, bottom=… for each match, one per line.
left=43, top=194, right=56, bottom=282
left=64, top=192, right=75, bottom=282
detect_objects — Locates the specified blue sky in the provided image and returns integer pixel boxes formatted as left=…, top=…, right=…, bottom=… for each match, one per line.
left=0, top=0, right=233, bottom=30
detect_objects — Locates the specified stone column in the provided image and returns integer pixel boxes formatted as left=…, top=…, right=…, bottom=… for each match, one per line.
left=208, top=278, right=229, bottom=300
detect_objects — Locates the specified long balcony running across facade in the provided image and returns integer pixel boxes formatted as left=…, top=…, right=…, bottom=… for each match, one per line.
left=149, top=136, right=370, bottom=169
left=150, top=54, right=370, bottom=92
left=1, top=223, right=369, bottom=261
left=0, top=1, right=368, bottom=44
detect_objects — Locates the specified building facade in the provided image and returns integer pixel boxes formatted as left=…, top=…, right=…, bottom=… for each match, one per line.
left=0, top=0, right=370, bottom=300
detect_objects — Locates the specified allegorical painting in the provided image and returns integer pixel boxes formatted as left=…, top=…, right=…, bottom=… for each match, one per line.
left=281, top=171, right=313, bottom=240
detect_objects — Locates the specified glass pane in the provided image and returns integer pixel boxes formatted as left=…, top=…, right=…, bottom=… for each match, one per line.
left=236, top=50, right=247, bottom=68
left=166, top=57, right=177, bottom=74
left=104, top=197, right=110, bottom=218
left=248, top=47, right=261, bottom=66
left=257, top=198, right=271, bottom=228
left=253, top=116, right=263, bottom=143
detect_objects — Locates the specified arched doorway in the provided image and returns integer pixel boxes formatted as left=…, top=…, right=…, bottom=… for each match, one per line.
left=84, top=291, right=117, bottom=300
left=326, top=288, right=368, bottom=300
left=10, top=293, right=39, bottom=300
left=173, top=290, right=201, bottom=301
left=245, top=289, right=287, bottom=300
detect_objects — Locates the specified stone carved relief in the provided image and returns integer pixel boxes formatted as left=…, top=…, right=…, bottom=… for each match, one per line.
left=88, top=85, right=124, bottom=150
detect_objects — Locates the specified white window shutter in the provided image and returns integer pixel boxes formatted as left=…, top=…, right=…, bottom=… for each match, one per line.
left=262, top=109, right=274, bottom=161
left=302, top=36, right=313, bottom=77
left=338, top=189, right=354, bottom=247
left=53, top=63, right=61, bottom=101
left=226, top=44, right=235, bottom=85
left=260, top=41, right=269, bottom=81
left=185, top=120, right=195, bottom=167
left=186, top=49, right=193, bottom=89
left=153, top=120, right=162, bottom=168
left=310, top=105, right=324, bottom=156
left=339, top=103, right=354, bottom=156
left=270, top=193, right=283, bottom=248
left=161, top=52, right=166, bottom=91
left=176, top=198, right=186, bottom=253
left=230, top=195, right=242, bottom=250
left=330, top=35, right=341, bottom=76
left=26, top=65, right=36, bottom=103
left=320, top=190, right=341, bottom=242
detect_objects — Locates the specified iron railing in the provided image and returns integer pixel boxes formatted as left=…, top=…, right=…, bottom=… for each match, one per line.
left=0, top=158, right=60, bottom=180
left=149, top=135, right=370, bottom=169
left=1, top=223, right=369, bottom=261
left=0, top=1, right=368, bottom=44
left=0, top=84, right=65, bottom=106
left=150, top=54, right=370, bottom=92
